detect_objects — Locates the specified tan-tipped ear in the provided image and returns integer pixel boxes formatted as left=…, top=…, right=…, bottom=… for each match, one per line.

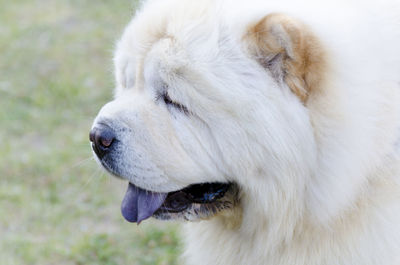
left=245, top=14, right=326, bottom=102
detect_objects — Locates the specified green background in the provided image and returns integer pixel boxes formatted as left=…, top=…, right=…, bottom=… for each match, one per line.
left=0, top=0, right=182, bottom=264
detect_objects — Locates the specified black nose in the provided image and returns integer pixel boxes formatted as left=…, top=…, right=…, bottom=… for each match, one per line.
left=89, top=125, right=116, bottom=159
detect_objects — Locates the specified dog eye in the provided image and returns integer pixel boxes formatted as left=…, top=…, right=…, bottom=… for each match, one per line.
left=163, top=92, right=175, bottom=105
left=162, top=92, right=189, bottom=114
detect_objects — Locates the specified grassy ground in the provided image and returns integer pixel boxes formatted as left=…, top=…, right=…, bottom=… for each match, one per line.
left=0, top=0, right=182, bottom=264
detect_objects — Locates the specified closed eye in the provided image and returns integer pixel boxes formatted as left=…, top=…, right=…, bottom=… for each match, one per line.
left=162, top=92, right=189, bottom=114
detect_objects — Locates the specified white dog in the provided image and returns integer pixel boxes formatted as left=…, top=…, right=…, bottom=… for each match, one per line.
left=90, top=0, right=400, bottom=264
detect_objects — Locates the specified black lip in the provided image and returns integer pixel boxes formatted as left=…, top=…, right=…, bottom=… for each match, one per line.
left=96, top=157, right=125, bottom=181
left=91, top=143, right=103, bottom=159
left=156, top=182, right=231, bottom=213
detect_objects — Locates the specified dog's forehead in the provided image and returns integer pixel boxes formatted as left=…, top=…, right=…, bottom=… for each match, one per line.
left=114, top=0, right=235, bottom=91
left=115, top=36, right=196, bottom=93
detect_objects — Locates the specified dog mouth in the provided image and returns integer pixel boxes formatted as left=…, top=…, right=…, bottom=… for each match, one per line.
left=121, top=182, right=233, bottom=223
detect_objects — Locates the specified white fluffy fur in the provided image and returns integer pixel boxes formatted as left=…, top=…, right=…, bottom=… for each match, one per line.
left=93, top=0, right=400, bottom=264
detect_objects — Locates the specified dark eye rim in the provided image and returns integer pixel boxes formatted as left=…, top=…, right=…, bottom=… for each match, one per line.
left=162, top=92, right=189, bottom=114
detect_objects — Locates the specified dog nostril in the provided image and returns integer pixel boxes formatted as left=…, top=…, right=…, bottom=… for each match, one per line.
left=98, top=131, right=114, bottom=148
left=95, top=128, right=115, bottom=149
left=89, top=125, right=116, bottom=158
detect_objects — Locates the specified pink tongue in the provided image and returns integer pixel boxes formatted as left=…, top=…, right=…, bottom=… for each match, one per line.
left=121, top=183, right=167, bottom=223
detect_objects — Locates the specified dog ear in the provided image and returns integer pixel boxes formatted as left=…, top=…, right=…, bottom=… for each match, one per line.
left=245, top=14, right=326, bottom=102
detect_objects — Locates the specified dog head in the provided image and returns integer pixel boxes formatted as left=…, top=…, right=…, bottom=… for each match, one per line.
left=90, top=0, right=324, bottom=224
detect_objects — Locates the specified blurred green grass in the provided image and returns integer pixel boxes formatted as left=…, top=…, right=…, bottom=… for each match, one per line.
left=0, top=0, right=182, bottom=264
